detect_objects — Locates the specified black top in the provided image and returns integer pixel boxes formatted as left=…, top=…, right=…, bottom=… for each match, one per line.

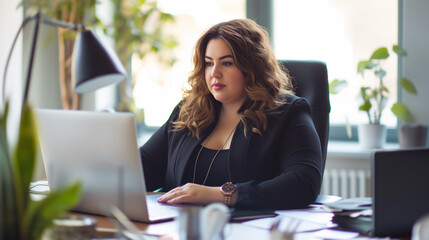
left=183, top=146, right=230, bottom=186
left=140, top=94, right=322, bottom=210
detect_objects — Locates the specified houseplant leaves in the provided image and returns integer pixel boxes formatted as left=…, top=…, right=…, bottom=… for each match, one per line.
left=1, top=103, right=82, bottom=240
left=391, top=102, right=413, bottom=124
left=400, top=77, right=417, bottom=95
left=1, top=102, right=20, bottom=239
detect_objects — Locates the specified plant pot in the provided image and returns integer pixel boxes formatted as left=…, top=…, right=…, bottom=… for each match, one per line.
left=358, top=124, right=387, bottom=149
left=398, top=124, right=428, bottom=148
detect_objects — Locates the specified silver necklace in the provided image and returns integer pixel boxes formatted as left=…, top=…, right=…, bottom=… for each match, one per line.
left=192, top=125, right=237, bottom=185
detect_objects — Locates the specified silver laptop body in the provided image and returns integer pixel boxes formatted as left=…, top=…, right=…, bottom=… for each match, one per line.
left=36, top=109, right=177, bottom=223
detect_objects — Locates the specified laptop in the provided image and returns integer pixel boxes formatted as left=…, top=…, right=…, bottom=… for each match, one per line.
left=36, top=109, right=178, bottom=223
left=333, top=148, right=429, bottom=237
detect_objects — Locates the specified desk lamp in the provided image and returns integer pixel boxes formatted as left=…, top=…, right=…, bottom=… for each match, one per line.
left=2, top=11, right=126, bottom=106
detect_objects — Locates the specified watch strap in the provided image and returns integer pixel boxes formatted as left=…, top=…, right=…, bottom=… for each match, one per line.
left=220, top=182, right=236, bottom=206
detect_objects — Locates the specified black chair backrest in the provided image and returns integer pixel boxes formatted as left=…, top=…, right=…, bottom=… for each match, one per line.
left=279, top=60, right=331, bottom=175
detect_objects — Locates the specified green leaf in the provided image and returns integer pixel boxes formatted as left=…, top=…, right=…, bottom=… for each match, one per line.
left=360, top=87, right=370, bottom=100
left=1, top=102, right=20, bottom=239
left=357, top=60, right=370, bottom=74
left=380, top=84, right=390, bottom=94
left=23, top=182, right=82, bottom=240
left=0, top=103, right=10, bottom=160
left=160, top=12, right=175, bottom=22
left=12, top=104, right=38, bottom=219
left=359, top=100, right=372, bottom=112
left=369, top=88, right=379, bottom=98
left=401, top=77, right=417, bottom=95
left=393, top=45, right=407, bottom=57
left=0, top=99, right=9, bottom=131
left=370, top=47, right=389, bottom=60
left=391, top=102, right=414, bottom=123
left=329, top=79, right=347, bottom=94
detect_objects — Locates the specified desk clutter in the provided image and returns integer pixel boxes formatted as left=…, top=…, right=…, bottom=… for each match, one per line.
left=89, top=204, right=357, bottom=240
left=41, top=215, right=97, bottom=240
left=31, top=180, right=424, bottom=239
left=323, top=198, right=373, bottom=236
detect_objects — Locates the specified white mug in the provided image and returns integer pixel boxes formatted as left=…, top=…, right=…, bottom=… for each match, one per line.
left=412, top=213, right=429, bottom=240
left=179, top=203, right=229, bottom=240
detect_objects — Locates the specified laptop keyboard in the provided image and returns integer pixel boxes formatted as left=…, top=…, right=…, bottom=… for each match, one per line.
left=146, top=194, right=179, bottom=220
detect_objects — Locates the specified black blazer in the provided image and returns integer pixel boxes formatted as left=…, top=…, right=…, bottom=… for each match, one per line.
left=139, top=94, right=322, bottom=210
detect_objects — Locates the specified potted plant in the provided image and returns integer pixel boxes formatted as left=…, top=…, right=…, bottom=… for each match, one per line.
left=357, top=45, right=406, bottom=148
left=391, top=76, right=428, bottom=148
left=357, top=45, right=427, bottom=148
left=1, top=102, right=82, bottom=239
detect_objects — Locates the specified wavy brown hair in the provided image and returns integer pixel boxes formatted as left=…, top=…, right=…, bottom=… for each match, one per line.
left=173, top=19, right=294, bottom=137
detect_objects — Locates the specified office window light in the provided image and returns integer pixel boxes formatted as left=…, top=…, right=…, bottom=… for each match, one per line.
left=273, top=0, right=398, bottom=129
left=132, top=0, right=245, bottom=127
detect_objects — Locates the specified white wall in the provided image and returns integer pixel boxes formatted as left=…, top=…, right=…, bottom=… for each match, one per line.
left=24, top=23, right=63, bottom=109
left=401, top=0, right=429, bottom=144
left=0, top=0, right=23, bottom=154
left=0, top=0, right=22, bottom=107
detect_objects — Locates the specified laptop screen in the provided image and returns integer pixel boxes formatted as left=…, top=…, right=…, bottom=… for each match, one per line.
left=372, top=148, right=429, bottom=237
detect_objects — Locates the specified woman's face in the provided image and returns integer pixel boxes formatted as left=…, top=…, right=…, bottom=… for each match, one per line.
left=204, top=38, right=247, bottom=107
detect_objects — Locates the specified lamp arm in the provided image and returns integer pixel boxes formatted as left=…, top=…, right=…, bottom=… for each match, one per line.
left=42, top=17, right=83, bottom=31
left=22, top=11, right=41, bottom=106
left=2, top=14, right=37, bottom=105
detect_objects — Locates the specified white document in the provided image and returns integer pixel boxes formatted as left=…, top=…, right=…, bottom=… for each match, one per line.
left=242, top=208, right=337, bottom=233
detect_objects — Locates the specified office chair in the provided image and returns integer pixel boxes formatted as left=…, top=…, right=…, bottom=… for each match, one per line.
left=279, top=60, right=331, bottom=195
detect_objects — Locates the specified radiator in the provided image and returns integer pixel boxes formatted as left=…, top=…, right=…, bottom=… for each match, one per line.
left=321, top=168, right=371, bottom=198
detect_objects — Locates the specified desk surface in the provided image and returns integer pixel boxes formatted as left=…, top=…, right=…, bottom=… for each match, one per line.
left=81, top=212, right=272, bottom=240
left=32, top=190, right=411, bottom=240
left=79, top=211, right=412, bottom=240
left=74, top=208, right=356, bottom=240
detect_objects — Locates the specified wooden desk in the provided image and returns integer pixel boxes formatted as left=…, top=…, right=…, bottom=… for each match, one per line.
left=74, top=213, right=174, bottom=238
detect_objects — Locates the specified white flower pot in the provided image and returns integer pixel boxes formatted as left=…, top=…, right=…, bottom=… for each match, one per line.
left=358, top=124, right=387, bottom=149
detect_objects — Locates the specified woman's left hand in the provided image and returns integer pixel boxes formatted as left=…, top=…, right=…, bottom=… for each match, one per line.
left=157, top=183, right=223, bottom=205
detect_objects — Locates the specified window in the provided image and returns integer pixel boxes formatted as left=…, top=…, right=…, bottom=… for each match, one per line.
left=273, top=0, right=399, bottom=141
left=133, top=0, right=245, bottom=131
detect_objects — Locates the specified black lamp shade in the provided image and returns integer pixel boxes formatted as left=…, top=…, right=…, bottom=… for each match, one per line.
left=72, top=30, right=126, bottom=93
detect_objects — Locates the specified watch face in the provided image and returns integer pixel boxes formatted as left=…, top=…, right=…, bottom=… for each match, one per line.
left=222, top=183, right=236, bottom=192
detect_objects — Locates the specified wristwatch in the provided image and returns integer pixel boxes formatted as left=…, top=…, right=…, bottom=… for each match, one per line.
left=220, top=182, right=236, bottom=206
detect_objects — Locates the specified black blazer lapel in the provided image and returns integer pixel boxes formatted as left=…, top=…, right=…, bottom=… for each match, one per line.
left=228, top=122, right=252, bottom=183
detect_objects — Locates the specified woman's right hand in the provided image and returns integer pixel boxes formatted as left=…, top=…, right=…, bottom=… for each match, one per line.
left=157, top=183, right=225, bottom=205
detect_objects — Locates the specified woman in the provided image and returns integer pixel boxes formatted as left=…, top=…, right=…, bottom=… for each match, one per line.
left=139, top=19, right=322, bottom=210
